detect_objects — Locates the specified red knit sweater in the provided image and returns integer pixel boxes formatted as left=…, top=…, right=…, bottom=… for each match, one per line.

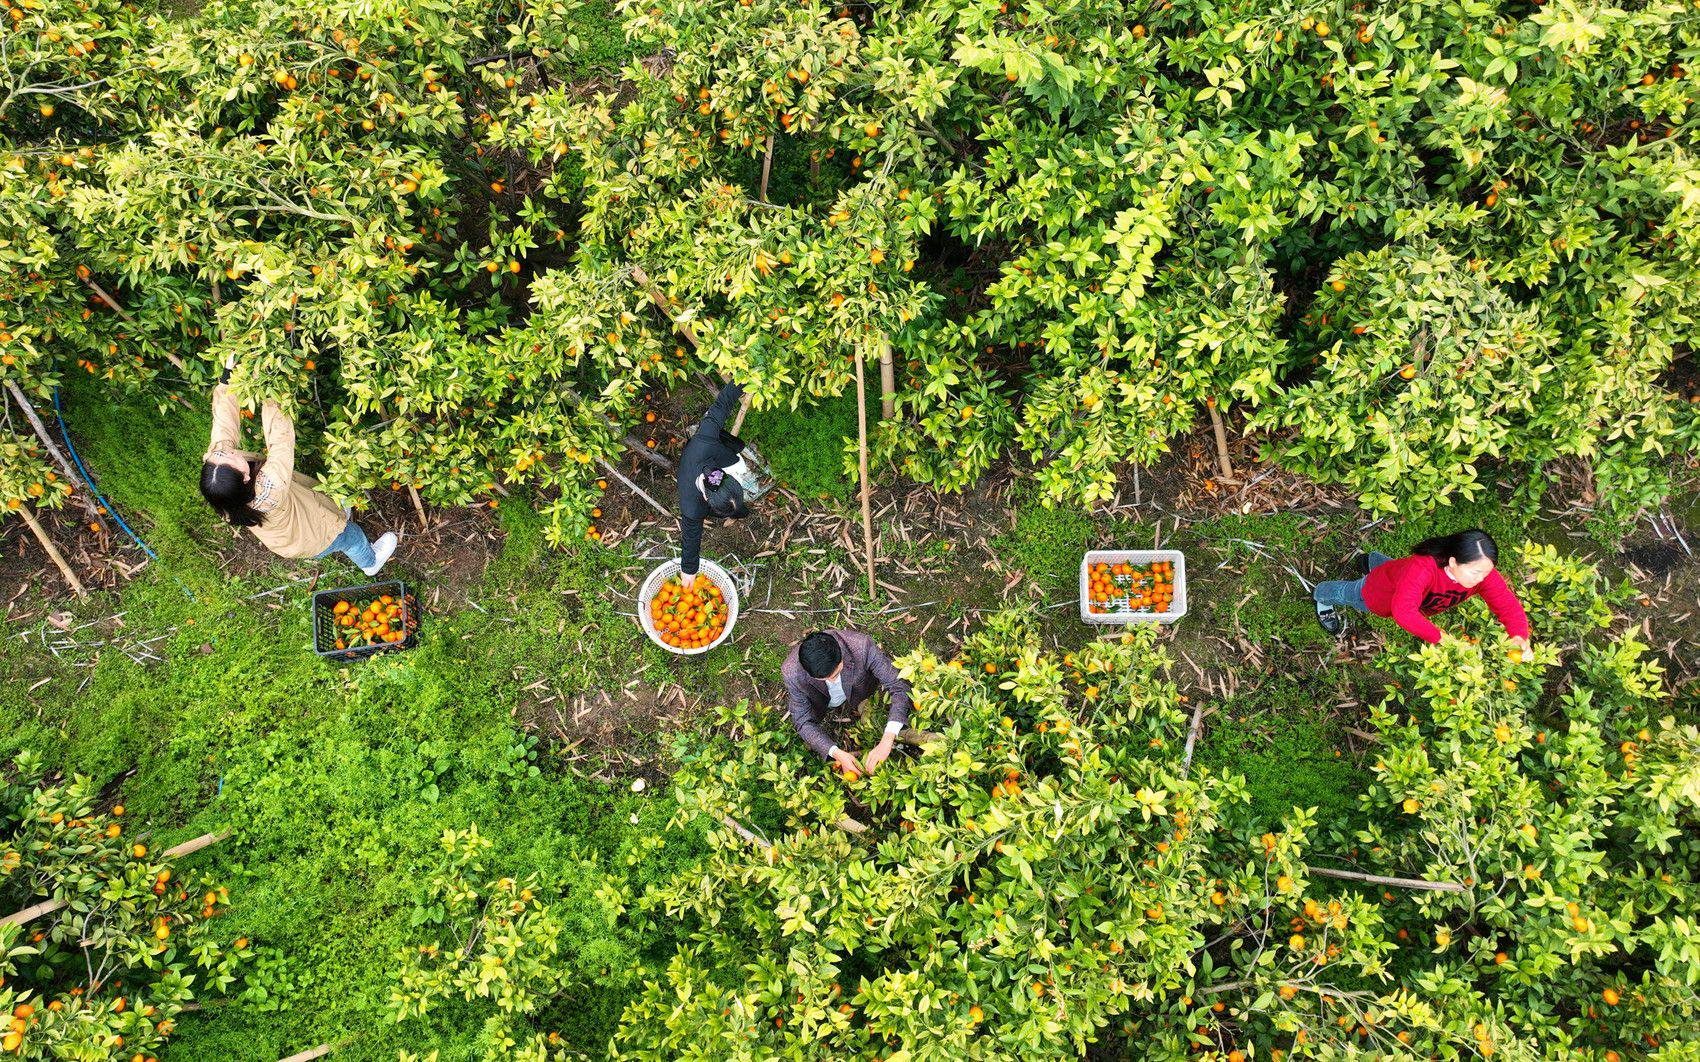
left=1362, top=555, right=1530, bottom=644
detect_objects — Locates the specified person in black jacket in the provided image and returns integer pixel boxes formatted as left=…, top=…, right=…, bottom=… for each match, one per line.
left=678, top=381, right=758, bottom=586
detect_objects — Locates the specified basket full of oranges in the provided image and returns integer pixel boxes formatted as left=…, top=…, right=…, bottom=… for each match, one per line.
left=639, top=559, right=740, bottom=655
left=1080, top=550, right=1187, bottom=625
left=312, top=581, right=421, bottom=659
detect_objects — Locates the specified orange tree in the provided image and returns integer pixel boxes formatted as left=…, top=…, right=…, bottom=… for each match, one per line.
left=610, top=616, right=1465, bottom=1059
left=1342, top=543, right=1700, bottom=1058
left=0, top=753, right=244, bottom=1060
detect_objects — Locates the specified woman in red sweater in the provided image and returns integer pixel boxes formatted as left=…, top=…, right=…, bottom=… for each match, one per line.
left=1313, top=529, right=1531, bottom=653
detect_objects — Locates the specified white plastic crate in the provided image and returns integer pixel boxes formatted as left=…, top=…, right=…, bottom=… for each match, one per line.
left=638, top=558, right=740, bottom=655
left=1079, top=549, right=1188, bottom=625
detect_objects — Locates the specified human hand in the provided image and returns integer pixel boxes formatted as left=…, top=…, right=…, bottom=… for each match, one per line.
left=830, top=748, right=864, bottom=779
left=1508, top=635, right=1532, bottom=662
left=863, top=735, right=895, bottom=773
left=680, top=571, right=699, bottom=592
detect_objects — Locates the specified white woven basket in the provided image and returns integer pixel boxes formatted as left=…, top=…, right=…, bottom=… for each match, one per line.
left=637, top=558, right=740, bottom=655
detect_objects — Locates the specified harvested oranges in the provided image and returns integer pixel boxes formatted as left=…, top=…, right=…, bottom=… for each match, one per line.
left=329, top=591, right=416, bottom=649
left=649, top=575, right=729, bottom=650
left=1086, top=559, right=1175, bottom=615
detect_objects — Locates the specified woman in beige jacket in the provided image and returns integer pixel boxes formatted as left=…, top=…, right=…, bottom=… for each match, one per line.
left=200, top=379, right=397, bottom=574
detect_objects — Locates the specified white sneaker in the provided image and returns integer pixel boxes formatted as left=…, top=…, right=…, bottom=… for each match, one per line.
left=361, top=532, right=398, bottom=576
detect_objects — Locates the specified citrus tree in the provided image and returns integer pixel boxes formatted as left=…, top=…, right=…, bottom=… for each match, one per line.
left=1346, top=545, right=1700, bottom=1059
left=0, top=753, right=244, bottom=1060
left=612, top=617, right=1449, bottom=1059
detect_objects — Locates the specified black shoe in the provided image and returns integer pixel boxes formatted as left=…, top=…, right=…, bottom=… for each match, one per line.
left=1315, top=601, right=1346, bottom=636
left=1358, top=552, right=1374, bottom=578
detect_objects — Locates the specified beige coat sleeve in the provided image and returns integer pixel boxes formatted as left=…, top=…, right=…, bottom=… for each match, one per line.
left=206, top=384, right=244, bottom=459
left=259, top=400, right=297, bottom=488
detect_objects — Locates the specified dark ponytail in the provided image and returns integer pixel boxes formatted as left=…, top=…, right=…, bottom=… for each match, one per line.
left=200, top=461, right=265, bottom=528
left=1410, top=529, right=1498, bottom=567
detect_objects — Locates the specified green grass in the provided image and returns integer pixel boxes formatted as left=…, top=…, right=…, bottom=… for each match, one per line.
left=991, top=497, right=1121, bottom=592
left=0, top=394, right=706, bottom=1060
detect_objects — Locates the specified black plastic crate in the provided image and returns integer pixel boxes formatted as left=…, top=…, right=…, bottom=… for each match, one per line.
left=311, top=580, right=420, bottom=660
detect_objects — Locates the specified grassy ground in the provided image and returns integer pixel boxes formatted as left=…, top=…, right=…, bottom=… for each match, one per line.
left=1, top=397, right=706, bottom=1059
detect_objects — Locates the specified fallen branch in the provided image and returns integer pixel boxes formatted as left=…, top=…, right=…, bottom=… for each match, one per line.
left=597, top=457, right=670, bottom=519
left=278, top=1045, right=335, bottom=1062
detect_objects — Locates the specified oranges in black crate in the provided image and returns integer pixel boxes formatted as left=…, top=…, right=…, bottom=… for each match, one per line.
left=315, top=584, right=421, bottom=656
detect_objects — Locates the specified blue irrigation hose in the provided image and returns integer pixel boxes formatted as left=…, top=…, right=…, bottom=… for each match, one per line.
left=52, top=387, right=198, bottom=601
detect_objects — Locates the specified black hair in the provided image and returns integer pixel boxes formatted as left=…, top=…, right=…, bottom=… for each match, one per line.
left=1411, top=529, right=1498, bottom=568
left=705, top=475, right=749, bottom=519
left=200, top=461, right=265, bottom=528
left=799, top=631, right=842, bottom=679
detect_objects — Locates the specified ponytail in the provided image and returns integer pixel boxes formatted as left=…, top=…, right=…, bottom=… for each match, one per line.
left=1410, top=529, right=1498, bottom=568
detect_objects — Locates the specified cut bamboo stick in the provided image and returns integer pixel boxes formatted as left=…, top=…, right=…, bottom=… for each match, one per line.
left=1304, top=865, right=1463, bottom=893
left=1, top=831, right=229, bottom=927
left=878, top=340, right=896, bottom=419
left=15, top=505, right=86, bottom=599
left=597, top=457, right=670, bottom=519
left=406, top=484, right=428, bottom=529
left=853, top=353, right=877, bottom=600
left=1208, top=401, right=1239, bottom=484
left=5, top=382, right=105, bottom=526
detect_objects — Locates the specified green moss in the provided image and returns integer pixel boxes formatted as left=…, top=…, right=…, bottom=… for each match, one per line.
left=991, top=499, right=1113, bottom=592
left=1194, top=679, right=1370, bottom=836
left=742, top=390, right=858, bottom=503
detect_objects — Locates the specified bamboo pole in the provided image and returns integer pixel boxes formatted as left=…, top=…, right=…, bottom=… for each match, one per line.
left=1, top=831, right=229, bottom=927
left=1207, top=400, right=1238, bottom=484
left=278, top=1045, right=335, bottom=1062
left=714, top=812, right=772, bottom=850
left=14, top=505, right=86, bottom=598
left=853, top=351, right=876, bottom=600
left=758, top=134, right=775, bottom=203
left=79, top=275, right=188, bottom=373
left=406, top=484, right=428, bottom=530
left=730, top=392, right=752, bottom=436
left=5, top=382, right=104, bottom=526
left=878, top=340, right=896, bottom=419
left=1303, top=865, right=1464, bottom=893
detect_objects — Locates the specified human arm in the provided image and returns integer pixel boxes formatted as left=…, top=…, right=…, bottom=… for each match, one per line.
left=1476, top=570, right=1532, bottom=643
left=696, top=381, right=745, bottom=440
left=1388, top=566, right=1445, bottom=644
left=859, top=639, right=913, bottom=772
left=206, top=384, right=243, bottom=459
left=679, top=514, right=705, bottom=579
left=785, top=673, right=843, bottom=763
left=258, top=400, right=297, bottom=487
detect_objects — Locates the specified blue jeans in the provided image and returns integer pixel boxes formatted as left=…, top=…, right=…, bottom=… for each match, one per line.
left=315, top=518, right=375, bottom=570
left=1314, top=552, right=1391, bottom=612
